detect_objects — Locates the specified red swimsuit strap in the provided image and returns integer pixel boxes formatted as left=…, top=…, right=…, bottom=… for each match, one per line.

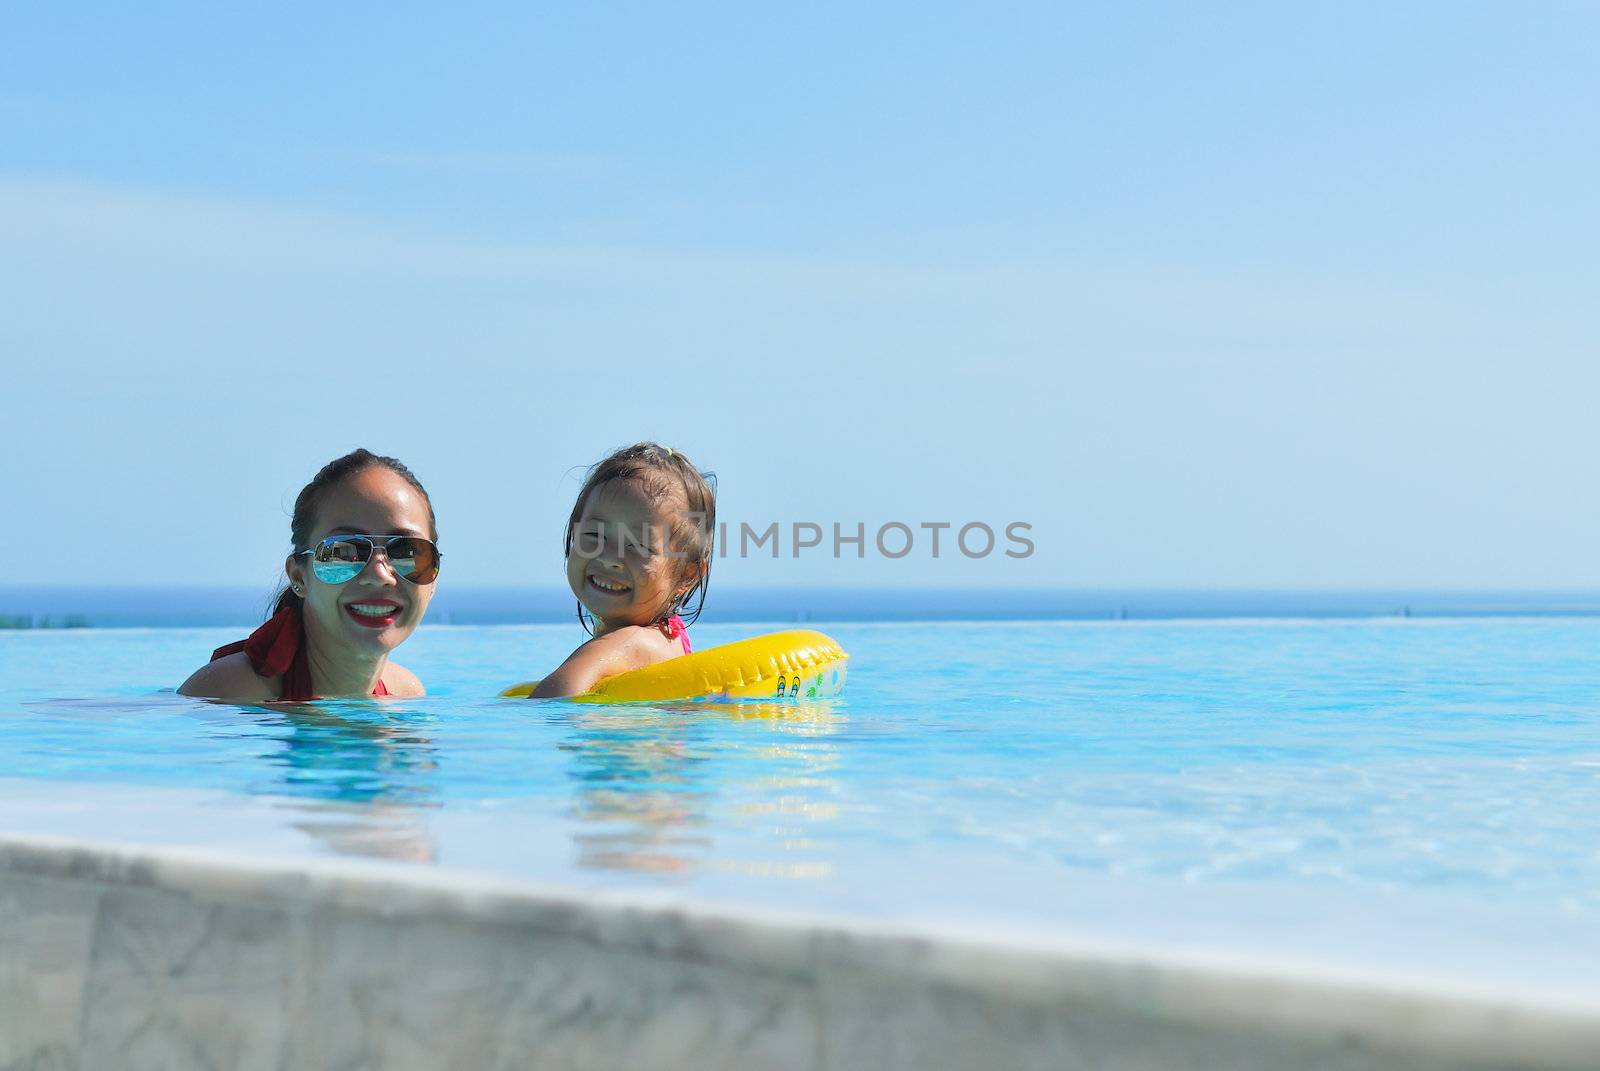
left=211, top=606, right=386, bottom=700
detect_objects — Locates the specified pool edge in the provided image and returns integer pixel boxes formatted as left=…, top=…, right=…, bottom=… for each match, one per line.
left=2, top=831, right=1595, bottom=1070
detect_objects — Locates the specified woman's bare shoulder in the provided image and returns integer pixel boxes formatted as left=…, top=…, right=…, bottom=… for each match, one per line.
left=177, top=652, right=276, bottom=700
left=382, top=661, right=426, bottom=697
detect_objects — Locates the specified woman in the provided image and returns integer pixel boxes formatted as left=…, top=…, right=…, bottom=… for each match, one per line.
left=179, top=449, right=440, bottom=700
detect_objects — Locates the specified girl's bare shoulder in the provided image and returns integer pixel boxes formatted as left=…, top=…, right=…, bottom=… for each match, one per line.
left=602, top=624, right=684, bottom=667
left=531, top=625, right=682, bottom=698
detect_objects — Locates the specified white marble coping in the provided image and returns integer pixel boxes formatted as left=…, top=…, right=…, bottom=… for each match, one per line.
left=3, top=830, right=1600, bottom=1070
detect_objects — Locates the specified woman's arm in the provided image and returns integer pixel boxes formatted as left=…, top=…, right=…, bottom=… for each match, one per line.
left=381, top=662, right=426, bottom=697
left=177, top=652, right=277, bottom=700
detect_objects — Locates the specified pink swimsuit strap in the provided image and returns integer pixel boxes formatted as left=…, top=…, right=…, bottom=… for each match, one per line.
left=664, top=614, right=692, bottom=654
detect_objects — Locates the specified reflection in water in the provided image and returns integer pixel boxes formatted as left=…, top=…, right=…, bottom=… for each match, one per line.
left=254, top=701, right=442, bottom=863
left=14, top=692, right=849, bottom=875
left=560, top=700, right=845, bottom=877
left=283, top=801, right=439, bottom=863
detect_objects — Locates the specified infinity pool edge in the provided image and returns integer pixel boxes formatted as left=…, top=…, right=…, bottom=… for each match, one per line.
left=1, top=832, right=1595, bottom=1070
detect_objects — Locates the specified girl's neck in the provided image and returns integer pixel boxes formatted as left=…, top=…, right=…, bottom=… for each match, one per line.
left=593, top=613, right=672, bottom=639
left=593, top=616, right=627, bottom=638
left=594, top=613, right=683, bottom=643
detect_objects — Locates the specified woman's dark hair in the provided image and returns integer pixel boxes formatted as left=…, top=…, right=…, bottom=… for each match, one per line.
left=564, top=442, right=716, bottom=634
left=270, top=449, right=437, bottom=619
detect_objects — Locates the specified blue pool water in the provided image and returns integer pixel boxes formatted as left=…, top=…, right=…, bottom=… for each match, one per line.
left=4, top=618, right=1600, bottom=989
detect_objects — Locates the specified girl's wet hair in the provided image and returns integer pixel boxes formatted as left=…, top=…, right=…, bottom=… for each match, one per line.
left=565, top=442, right=716, bottom=634
left=270, top=448, right=437, bottom=619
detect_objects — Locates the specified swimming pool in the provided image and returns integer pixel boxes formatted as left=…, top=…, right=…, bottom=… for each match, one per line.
left=4, top=617, right=1600, bottom=1067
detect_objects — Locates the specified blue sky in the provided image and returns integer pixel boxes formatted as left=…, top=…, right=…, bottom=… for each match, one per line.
left=3, top=3, right=1598, bottom=589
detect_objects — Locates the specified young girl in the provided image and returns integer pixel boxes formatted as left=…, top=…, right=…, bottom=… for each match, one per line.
left=531, top=443, right=715, bottom=698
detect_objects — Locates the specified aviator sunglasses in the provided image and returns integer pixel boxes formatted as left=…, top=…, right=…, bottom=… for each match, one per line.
left=296, top=534, right=442, bottom=586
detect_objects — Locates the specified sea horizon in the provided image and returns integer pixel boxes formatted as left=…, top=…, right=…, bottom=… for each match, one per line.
left=7, top=585, right=1600, bottom=629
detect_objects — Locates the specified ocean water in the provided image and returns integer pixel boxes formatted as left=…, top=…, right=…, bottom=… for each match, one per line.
left=3, top=617, right=1600, bottom=991
left=7, top=585, right=1600, bottom=628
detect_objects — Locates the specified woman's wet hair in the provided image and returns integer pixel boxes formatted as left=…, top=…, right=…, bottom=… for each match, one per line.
left=270, top=449, right=437, bottom=618
left=564, top=442, right=717, bottom=634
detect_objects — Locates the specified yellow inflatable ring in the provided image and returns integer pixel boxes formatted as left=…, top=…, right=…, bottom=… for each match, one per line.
left=500, top=629, right=848, bottom=703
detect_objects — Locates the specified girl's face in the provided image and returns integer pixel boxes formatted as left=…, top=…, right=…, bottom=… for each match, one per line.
left=285, top=466, right=437, bottom=656
left=568, top=478, right=698, bottom=631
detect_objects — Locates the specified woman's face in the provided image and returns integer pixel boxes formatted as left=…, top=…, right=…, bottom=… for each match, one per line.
left=567, top=478, right=694, bottom=630
left=285, top=466, right=437, bottom=656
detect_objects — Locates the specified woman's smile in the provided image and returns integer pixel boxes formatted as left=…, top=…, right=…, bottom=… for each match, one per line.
left=342, top=598, right=404, bottom=628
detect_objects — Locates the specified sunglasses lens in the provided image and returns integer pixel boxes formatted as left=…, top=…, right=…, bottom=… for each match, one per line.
left=310, top=537, right=369, bottom=584
left=310, top=559, right=362, bottom=584
left=387, top=537, right=439, bottom=585
left=305, top=535, right=438, bottom=586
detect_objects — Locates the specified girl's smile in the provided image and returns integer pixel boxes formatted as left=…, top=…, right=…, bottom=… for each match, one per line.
left=586, top=573, right=632, bottom=596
